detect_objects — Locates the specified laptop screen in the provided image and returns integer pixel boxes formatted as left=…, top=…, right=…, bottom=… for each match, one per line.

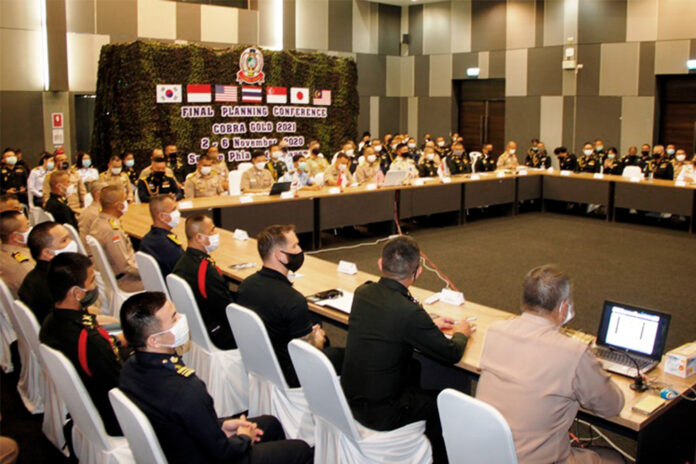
left=596, top=301, right=670, bottom=360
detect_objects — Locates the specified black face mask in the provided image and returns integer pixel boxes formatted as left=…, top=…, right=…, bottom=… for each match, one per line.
left=60, top=161, right=69, bottom=170
left=169, top=152, right=178, bottom=159
left=641, top=150, right=649, bottom=157
left=79, top=287, right=99, bottom=308
left=312, top=148, right=320, bottom=155
left=281, top=147, right=289, bottom=153
left=281, top=250, right=304, bottom=272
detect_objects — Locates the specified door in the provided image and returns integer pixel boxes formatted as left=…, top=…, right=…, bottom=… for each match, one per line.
left=458, top=100, right=505, bottom=153
left=657, top=75, right=696, bottom=153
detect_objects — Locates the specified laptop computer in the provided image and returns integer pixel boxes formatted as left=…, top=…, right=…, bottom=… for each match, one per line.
left=268, top=181, right=291, bottom=195
left=593, top=300, right=671, bottom=378
left=383, top=170, right=408, bottom=186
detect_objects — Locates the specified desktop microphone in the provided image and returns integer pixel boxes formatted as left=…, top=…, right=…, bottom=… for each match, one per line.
left=608, top=347, right=648, bottom=392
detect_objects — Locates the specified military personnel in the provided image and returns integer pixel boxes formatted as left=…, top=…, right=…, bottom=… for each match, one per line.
left=434, top=137, right=451, bottom=159
left=100, top=155, right=134, bottom=202
left=13, top=147, right=30, bottom=172
left=665, top=144, right=676, bottom=160
left=324, top=152, right=355, bottom=187
left=555, top=146, right=578, bottom=171
left=447, top=142, right=471, bottom=175
left=639, top=144, right=652, bottom=164
left=357, top=131, right=372, bottom=154
left=241, top=151, right=274, bottom=193
left=354, top=147, right=381, bottom=184
left=651, top=144, right=665, bottom=162
left=122, top=152, right=139, bottom=186
left=290, top=155, right=319, bottom=190
left=172, top=214, right=236, bottom=350
left=266, top=145, right=289, bottom=181
left=0, top=210, right=34, bottom=297
left=139, top=194, right=184, bottom=276
left=165, top=144, right=187, bottom=184
left=533, top=143, right=552, bottom=169
left=496, top=141, right=519, bottom=171
left=73, top=151, right=99, bottom=188
left=137, top=156, right=183, bottom=203
left=44, top=171, right=79, bottom=229
left=474, top=144, right=497, bottom=172
left=1, top=148, right=29, bottom=205
left=0, top=194, right=23, bottom=213
left=653, top=152, right=674, bottom=180
left=139, top=148, right=175, bottom=179
left=341, top=236, right=474, bottom=464
left=42, top=151, right=86, bottom=209
left=184, top=157, right=226, bottom=199
left=525, top=139, right=540, bottom=166
left=620, top=146, right=642, bottom=170
left=118, top=292, right=313, bottom=464
left=88, top=185, right=144, bottom=292
left=417, top=147, right=440, bottom=177
left=206, top=146, right=230, bottom=184
left=578, top=143, right=600, bottom=173
left=405, top=138, right=422, bottom=163
left=39, top=252, right=125, bottom=437
left=594, top=138, right=607, bottom=162
left=28, top=152, right=55, bottom=206
left=78, top=180, right=107, bottom=244
left=331, top=142, right=359, bottom=174
left=389, top=144, right=419, bottom=178
left=305, top=140, right=329, bottom=177
left=603, top=148, right=623, bottom=175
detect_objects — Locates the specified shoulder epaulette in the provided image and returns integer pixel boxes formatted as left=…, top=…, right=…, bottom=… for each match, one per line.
left=11, top=251, right=30, bottom=263
left=185, top=172, right=196, bottom=180
left=167, top=233, right=182, bottom=246
left=108, top=217, right=120, bottom=230
left=81, top=313, right=96, bottom=329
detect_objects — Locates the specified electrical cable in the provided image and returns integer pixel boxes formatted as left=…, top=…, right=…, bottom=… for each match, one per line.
left=576, top=419, right=636, bottom=462
left=305, top=236, right=391, bottom=255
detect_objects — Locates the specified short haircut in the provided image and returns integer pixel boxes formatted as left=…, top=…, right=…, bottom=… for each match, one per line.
left=152, top=156, right=166, bottom=164
left=50, top=170, right=69, bottom=188
left=100, top=184, right=125, bottom=208
left=89, top=180, right=107, bottom=196
left=396, top=143, right=407, bottom=152
left=120, top=291, right=167, bottom=348
left=185, top=214, right=210, bottom=240
left=251, top=150, right=266, bottom=161
left=149, top=194, right=173, bottom=217
left=381, top=235, right=421, bottom=280
left=452, top=142, right=464, bottom=149
left=0, top=210, right=24, bottom=241
left=257, top=224, right=295, bottom=260
left=109, top=155, right=122, bottom=163
left=292, top=154, right=304, bottom=163
left=3, top=148, right=14, bottom=155
left=0, top=193, right=18, bottom=205
left=40, top=152, right=54, bottom=164
left=553, top=146, right=567, bottom=155
left=522, top=265, right=571, bottom=313
left=47, top=252, right=92, bottom=302
left=27, top=221, right=59, bottom=260
left=335, top=152, right=348, bottom=161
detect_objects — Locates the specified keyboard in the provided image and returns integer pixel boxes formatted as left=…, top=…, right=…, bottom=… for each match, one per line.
left=594, top=347, right=657, bottom=378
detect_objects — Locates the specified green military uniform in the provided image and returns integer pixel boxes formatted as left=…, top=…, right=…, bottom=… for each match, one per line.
left=137, top=171, right=183, bottom=203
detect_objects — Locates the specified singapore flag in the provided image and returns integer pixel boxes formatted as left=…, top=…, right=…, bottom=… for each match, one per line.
left=156, top=84, right=182, bottom=103
left=290, top=87, right=309, bottom=104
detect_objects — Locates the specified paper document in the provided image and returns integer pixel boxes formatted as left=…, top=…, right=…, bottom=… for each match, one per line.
left=315, top=289, right=354, bottom=314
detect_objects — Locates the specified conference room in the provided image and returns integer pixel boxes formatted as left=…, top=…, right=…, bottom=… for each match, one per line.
left=1, top=0, right=695, bottom=463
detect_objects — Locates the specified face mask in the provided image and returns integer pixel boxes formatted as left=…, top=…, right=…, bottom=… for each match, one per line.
left=531, top=147, right=538, bottom=152
left=391, top=144, right=398, bottom=150
left=152, top=314, right=189, bottom=348
left=6, top=156, right=17, bottom=165
left=666, top=148, right=675, bottom=156
left=271, top=152, right=280, bottom=160
left=453, top=150, right=464, bottom=156
left=559, top=302, right=574, bottom=327
left=437, top=141, right=445, bottom=147
left=676, top=154, right=686, bottom=162
left=339, top=164, right=347, bottom=172
left=54, top=240, right=78, bottom=256
left=641, top=150, right=649, bottom=157
left=16, top=227, right=32, bottom=245
left=83, top=159, right=92, bottom=167
left=408, top=143, right=416, bottom=149
left=311, top=148, right=320, bottom=155
left=203, top=233, right=219, bottom=253
left=426, top=153, right=434, bottom=161
left=47, top=161, right=55, bottom=170
left=255, top=162, right=266, bottom=170
left=65, top=184, right=76, bottom=197
left=163, top=209, right=181, bottom=228
left=375, top=145, right=382, bottom=152
left=111, top=167, right=122, bottom=175
left=121, top=201, right=129, bottom=214
left=76, top=286, right=99, bottom=308
left=509, top=149, right=516, bottom=155
left=298, top=162, right=308, bottom=172
left=345, top=149, right=354, bottom=157
left=169, top=152, right=178, bottom=159
left=583, top=149, right=593, bottom=156
left=281, top=147, right=288, bottom=153
left=125, top=159, right=135, bottom=167
left=60, top=161, right=69, bottom=170
left=367, top=155, right=376, bottom=163
left=608, top=154, right=616, bottom=159
left=281, top=250, right=304, bottom=272
left=200, top=166, right=212, bottom=176
left=595, top=146, right=604, bottom=152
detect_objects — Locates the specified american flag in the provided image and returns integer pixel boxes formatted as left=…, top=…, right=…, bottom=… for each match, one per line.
left=215, top=85, right=238, bottom=102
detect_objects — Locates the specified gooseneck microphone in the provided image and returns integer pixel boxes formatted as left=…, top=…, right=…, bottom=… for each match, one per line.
left=608, top=346, right=648, bottom=392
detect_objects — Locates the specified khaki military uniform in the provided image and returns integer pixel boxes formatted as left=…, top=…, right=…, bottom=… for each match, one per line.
left=323, top=165, right=355, bottom=186
left=240, top=168, right=273, bottom=192
left=184, top=171, right=225, bottom=199
left=306, top=156, right=329, bottom=177
left=99, top=171, right=133, bottom=201
left=354, top=162, right=380, bottom=184
left=388, top=157, right=418, bottom=178
left=42, top=170, right=86, bottom=209
left=212, top=160, right=230, bottom=182
left=88, top=212, right=144, bottom=293
left=496, top=152, right=519, bottom=170
left=0, top=243, right=35, bottom=297
left=77, top=202, right=101, bottom=244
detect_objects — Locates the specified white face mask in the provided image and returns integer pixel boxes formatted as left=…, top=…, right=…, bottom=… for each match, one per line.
left=255, top=162, right=266, bottom=170
left=584, top=149, right=593, bottom=156
left=121, top=201, right=129, bottom=214
left=345, top=149, right=354, bottom=157
left=367, top=155, right=377, bottom=163
left=426, top=153, right=434, bottom=161
left=151, top=314, right=189, bottom=348
left=64, top=184, right=76, bottom=197
left=408, top=143, right=416, bottom=149
left=203, top=233, right=219, bottom=253
left=437, top=141, right=445, bottom=147
left=83, top=159, right=92, bottom=167
left=111, top=167, right=122, bottom=175
left=608, top=154, right=616, bottom=159
left=17, top=227, right=32, bottom=245
left=676, top=154, right=686, bottom=162
left=509, top=149, right=516, bottom=155
left=54, top=240, right=78, bottom=256
left=374, top=145, right=382, bottom=152
left=164, top=209, right=181, bottom=228
left=200, top=166, right=212, bottom=176
left=559, top=302, right=574, bottom=327
left=271, top=152, right=280, bottom=160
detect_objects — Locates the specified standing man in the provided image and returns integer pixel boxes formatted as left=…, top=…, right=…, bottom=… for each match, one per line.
left=241, top=151, right=274, bottom=193
left=27, top=152, right=54, bottom=206
left=1, top=149, right=29, bottom=206
left=137, top=156, right=183, bottom=203
left=44, top=171, right=79, bottom=229
left=341, top=236, right=474, bottom=463
left=496, top=141, right=519, bottom=170
left=0, top=210, right=34, bottom=297
left=138, top=194, right=184, bottom=276
left=100, top=155, right=133, bottom=202
left=477, top=265, right=624, bottom=464
left=184, top=156, right=226, bottom=199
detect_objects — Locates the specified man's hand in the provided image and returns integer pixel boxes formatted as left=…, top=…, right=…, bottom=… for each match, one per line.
left=235, top=419, right=264, bottom=444
left=433, top=316, right=455, bottom=331
left=222, top=415, right=252, bottom=438
left=452, top=319, right=476, bottom=337
left=311, top=324, right=326, bottom=350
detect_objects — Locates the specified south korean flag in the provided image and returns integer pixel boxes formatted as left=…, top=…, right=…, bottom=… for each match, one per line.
left=156, top=84, right=182, bottom=103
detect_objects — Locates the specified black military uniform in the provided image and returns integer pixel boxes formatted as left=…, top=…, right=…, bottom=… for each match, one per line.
left=167, top=153, right=187, bottom=184
left=172, top=248, right=236, bottom=349
left=406, top=148, right=422, bottom=164
left=474, top=154, right=496, bottom=172
left=379, top=153, right=392, bottom=174
left=341, top=278, right=469, bottom=464
left=446, top=154, right=471, bottom=175
left=533, top=152, right=552, bottom=169
left=604, top=158, right=623, bottom=175
left=653, top=159, right=674, bottom=180
left=138, top=226, right=184, bottom=276
left=578, top=154, right=600, bottom=173
left=524, top=150, right=536, bottom=166
left=137, top=172, right=183, bottom=203
left=559, top=154, right=578, bottom=171
left=266, top=160, right=288, bottom=181
left=620, top=154, right=642, bottom=169
left=18, top=260, right=53, bottom=323
left=435, top=146, right=451, bottom=160
left=417, top=159, right=439, bottom=177
left=39, top=308, right=124, bottom=436
left=237, top=267, right=343, bottom=388
left=1, top=163, right=29, bottom=204
left=123, top=166, right=138, bottom=186
left=119, top=351, right=312, bottom=464
left=44, top=193, right=78, bottom=229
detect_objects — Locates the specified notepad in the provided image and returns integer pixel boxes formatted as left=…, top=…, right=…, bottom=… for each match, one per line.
left=632, top=395, right=666, bottom=415
left=315, top=290, right=354, bottom=314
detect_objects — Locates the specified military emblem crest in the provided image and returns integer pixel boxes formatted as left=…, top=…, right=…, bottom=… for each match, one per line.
left=236, top=47, right=265, bottom=85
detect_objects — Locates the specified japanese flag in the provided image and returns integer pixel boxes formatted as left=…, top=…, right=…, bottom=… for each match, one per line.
left=156, top=84, right=182, bottom=103
left=290, top=87, right=309, bottom=104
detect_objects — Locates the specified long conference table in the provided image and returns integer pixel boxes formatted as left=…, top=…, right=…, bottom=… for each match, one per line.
left=120, top=170, right=696, bottom=463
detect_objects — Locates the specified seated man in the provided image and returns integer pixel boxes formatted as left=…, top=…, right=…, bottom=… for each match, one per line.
left=497, top=141, right=519, bottom=170
left=137, top=155, right=182, bottom=203
left=323, top=152, right=355, bottom=186
left=237, top=225, right=344, bottom=388
left=241, top=150, right=273, bottom=193
left=139, top=147, right=175, bottom=179
left=44, top=170, right=79, bottom=229
left=0, top=210, right=34, bottom=297
left=39, top=252, right=125, bottom=436
left=474, top=143, right=497, bottom=172
left=138, top=194, right=184, bottom=276
left=341, top=236, right=474, bottom=463
left=477, top=265, right=624, bottom=464
left=555, top=146, right=578, bottom=171
left=99, top=155, right=133, bottom=202
left=206, top=146, right=230, bottom=187
left=184, top=156, right=226, bottom=199
left=118, top=291, right=313, bottom=464
left=417, top=147, right=440, bottom=178
left=290, top=155, right=319, bottom=190
left=354, top=147, right=381, bottom=184
left=266, top=145, right=288, bottom=181
left=78, top=180, right=106, bottom=244
left=446, top=142, right=471, bottom=175
left=42, top=150, right=86, bottom=209
left=0, top=193, right=23, bottom=213
left=172, top=214, right=236, bottom=349
left=88, top=185, right=144, bottom=292
left=305, top=140, right=328, bottom=177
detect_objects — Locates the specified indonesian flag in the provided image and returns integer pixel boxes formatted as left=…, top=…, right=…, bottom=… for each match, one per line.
left=313, top=89, right=331, bottom=106
left=266, top=87, right=287, bottom=104
left=290, top=87, right=309, bottom=104
left=156, top=84, right=182, bottom=103
left=186, top=84, right=212, bottom=103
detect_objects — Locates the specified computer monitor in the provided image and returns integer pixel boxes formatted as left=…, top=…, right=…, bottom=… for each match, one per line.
left=596, top=300, right=670, bottom=361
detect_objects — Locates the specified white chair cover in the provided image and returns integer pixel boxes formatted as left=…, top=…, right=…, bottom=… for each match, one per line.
left=86, top=235, right=138, bottom=317
left=228, top=170, right=243, bottom=196
left=64, top=223, right=88, bottom=255
left=134, top=252, right=171, bottom=299
left=39, top=344, right=134, bottom=464
left=437, top=388, right=518, bottom=464
left=0, top=279, right=17, bottom=373
left=37, top=208, right=55, bottom=223
left=28, top=207, right=42, bottom=226
left=13, top=300, right=69, bottom=455
left=226, top=304, right=314, bottom=445
left=288, top=340, right=432, bottom=464
left=109, top=389, right=167, bottom=464
left=621, top=165, right=643, bottom=179
left=0, top=281, right=42, bottom=413
left=166, top=274, right=248, bottom=417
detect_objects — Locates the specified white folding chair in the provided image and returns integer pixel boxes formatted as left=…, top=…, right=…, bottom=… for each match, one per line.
left=0, top=280, right=42, bottom=413
left=165, top=274, right=248, bottom=417
left=226, top=304, right=314, bottom=444
left=86, top=235, right=139, bottom=318
left=36, top=208, right=55, bottom=224
left=228, top=170, right=243, bottom=196
left=134, top=252, right=171, bottom=299
left=64, top=223, right=88, bottom=256
left=12, top=300, right=69, bottom=454
left=39, top=344, right=133, bottom=463
left=438, top=388, right=518, bottom=464
left=622, top=165, right=643, bottom=179
left=288, top=340, right=432, bottom=463
left=0, top=279, right=17, bottom=373
left=109, top=389, right=167, bottom=464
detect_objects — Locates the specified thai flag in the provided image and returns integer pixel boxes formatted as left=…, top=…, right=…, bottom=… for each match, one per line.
left=215, top=85, right=237, bottom=102
left=241, top=86, right=263, bottom=103
left=186, top=84, right=212, bottom=103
